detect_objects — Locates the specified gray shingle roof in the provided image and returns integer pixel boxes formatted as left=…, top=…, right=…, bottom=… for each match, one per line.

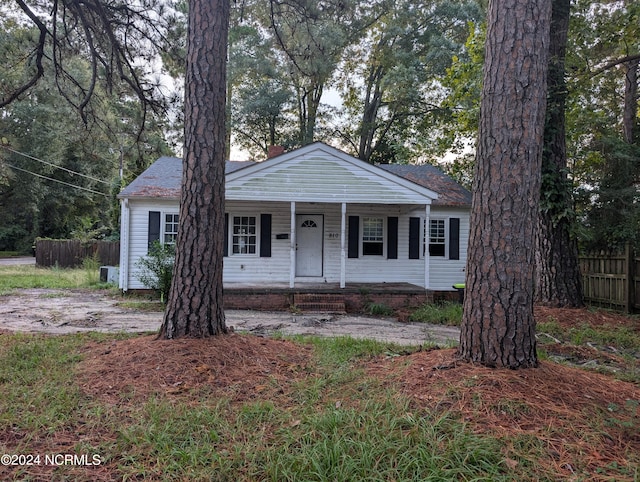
left=378, top=164, right=471, bottom=207
left=118, top=156, right=471, bottom=207
left=117, top=157, right=255, bottom=199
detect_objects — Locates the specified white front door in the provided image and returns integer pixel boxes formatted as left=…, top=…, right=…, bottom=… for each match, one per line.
left=296, top=214, right=323, bottom=277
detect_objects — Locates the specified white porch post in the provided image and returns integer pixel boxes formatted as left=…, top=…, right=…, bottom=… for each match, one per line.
left=290, top=201, right=296, bottom=288
left=340, top=202, right=346, bottom=288
left=424, top=204, right=431, bottom=289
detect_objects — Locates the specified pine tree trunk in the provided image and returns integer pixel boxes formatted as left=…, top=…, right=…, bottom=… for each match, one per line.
left=159, top=0, right=230, bottom=339
left=535, top=0, right=584, bottom=307
left=458, top=0, right=552, bottom=368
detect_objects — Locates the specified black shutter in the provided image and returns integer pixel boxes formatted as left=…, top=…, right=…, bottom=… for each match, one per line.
left=409, top=217, right=420, bottom=259
left=260, top=214, right=272, bottom=257
left=449, top=218, right=460, bottom=260
left=224, top=213, right=229, bottom=257
left=348, top=216, right=359, bottom=258
left=387, top=217, right=398, bottom=259
left=148, top=211, right=161, bottom=251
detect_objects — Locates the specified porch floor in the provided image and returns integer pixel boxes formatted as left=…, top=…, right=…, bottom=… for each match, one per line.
left=223, top=282, right=426, bottom=294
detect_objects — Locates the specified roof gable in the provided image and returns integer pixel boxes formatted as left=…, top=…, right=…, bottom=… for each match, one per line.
left=225, top=143, right=439, bottom=205
left=117, top=143, right=470, bottom=207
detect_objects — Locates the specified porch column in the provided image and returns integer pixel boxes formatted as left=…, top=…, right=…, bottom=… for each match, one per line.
left=340, top=202, right=346, bottom=288
left=424, top=204, right=431, bottom=289
left=119, top=199, right=129, bottom=291
left=290, top=201, right=296, bottom=288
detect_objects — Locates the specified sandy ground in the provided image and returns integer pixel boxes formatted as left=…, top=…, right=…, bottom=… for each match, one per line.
left=0, top=288, right=459, bottom=346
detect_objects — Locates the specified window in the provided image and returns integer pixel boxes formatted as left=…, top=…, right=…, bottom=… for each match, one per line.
left=429, top=219, right=446, bottom=256
left=232, top=216, right=256, bottom=254
left=301, top=219, right=317, bottom=228
left=164, top=214, right=179, bottom=245
left=362, top=217, right=384, bottom=255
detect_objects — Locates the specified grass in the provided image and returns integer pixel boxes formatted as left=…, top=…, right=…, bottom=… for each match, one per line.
left=409, top=300, right=463, bottom=325
left=538, top=317, right=640, bottom=350
left=0, top=263, right=111, bottom=294
left=0, top=333, right=524, bottom=481
left=0, top=251, right=23, bottom=258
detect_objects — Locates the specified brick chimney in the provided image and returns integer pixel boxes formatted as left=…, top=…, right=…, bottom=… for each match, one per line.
left=267, top=145, right=285, bottom=158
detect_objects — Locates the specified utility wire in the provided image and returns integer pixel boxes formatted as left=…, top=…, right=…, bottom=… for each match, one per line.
left=0, top=145, right=112, bottom=185
left=5, top=162, right=109, bottom=197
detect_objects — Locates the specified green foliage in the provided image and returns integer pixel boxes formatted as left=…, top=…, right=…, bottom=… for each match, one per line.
left=363, top=302, right=394, bottom=316
left=441, top=22, right=485, bottom=140
left=0, top=20, right=174, bottom=252
left=82, top=253, right=101, bottom=286
left=135, top=241, right=175, bottom=303
left=409, top=301, right=463, bottom=325
left=579, top=138, right=640, bottom=251
left=336, top=2, right=484, bottom=163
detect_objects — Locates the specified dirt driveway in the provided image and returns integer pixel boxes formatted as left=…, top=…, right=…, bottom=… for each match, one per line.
left=0, top=288, right=459, bottom=346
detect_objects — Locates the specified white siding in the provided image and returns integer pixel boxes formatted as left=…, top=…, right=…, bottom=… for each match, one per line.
left=427, top=207, right=469, bottom=290
left=124, top=199, right=180, bottom=290
left=224, top=202, right=291, bottom=283
left=122, top=199, right=469, bottom=291
left=227, top=147, right=438, bottom=205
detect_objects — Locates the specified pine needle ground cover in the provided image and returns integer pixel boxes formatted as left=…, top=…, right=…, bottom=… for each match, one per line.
left=0, top=316, right=638, bottom=481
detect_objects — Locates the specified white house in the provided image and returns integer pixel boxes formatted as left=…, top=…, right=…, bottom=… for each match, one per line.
left=117, top=142, right=471, bottom=293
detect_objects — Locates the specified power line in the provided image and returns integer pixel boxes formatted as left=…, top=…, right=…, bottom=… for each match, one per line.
left=0, top=145, right=112, bottom=185
left=4, top=162, right=109, bottom=197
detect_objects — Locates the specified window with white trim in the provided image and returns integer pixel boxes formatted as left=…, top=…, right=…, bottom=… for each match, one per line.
left=232, top=216, right=256, bottom=254
left=429, top=219, right=446, bottom=256
left=164, top=213, right=179, bottom=245
left=362, top=217, right=384, bottom=255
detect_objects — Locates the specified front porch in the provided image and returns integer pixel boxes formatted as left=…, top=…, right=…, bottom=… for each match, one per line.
left=224, top=282, right=452, bottom=313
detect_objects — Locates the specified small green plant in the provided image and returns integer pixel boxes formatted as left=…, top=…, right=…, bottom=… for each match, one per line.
left=409, top=301, right=463, bottom=325
left=364, top=302, right=394, bottom=316
left=82, top=253, right=101, bottom=286
left=135, top=241, right=175, bottom=303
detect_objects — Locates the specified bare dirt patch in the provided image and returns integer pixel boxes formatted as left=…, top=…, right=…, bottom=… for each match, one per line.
left=0, top=288, right=459, bottom=344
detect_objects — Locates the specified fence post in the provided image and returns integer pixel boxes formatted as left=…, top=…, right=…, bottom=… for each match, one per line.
left=626, top=243, right=634, bottom=313
left=625, top=243, right=638, bottom=313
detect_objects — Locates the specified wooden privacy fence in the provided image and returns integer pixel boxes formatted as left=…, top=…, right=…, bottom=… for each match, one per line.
left=579, top=245, right=640, bottom=312
left=35, top=239, right=120, bottom=268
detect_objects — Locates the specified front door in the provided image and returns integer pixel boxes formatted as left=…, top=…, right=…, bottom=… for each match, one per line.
left=296, top=214, right=323, bottom=277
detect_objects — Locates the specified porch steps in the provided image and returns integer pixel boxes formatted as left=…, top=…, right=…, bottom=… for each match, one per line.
left=293, top=293, right=346, bottom=314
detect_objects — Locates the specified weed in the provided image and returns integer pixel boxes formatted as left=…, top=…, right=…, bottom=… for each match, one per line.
left=82, top=253, right=101, bottom=286
left=364, top=301, right=394, bottom=316
left=409, top=301, right=463, bottom=325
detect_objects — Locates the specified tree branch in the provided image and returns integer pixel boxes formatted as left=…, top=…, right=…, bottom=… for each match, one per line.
left=0, top=0, right=47, bottom=108
left=590, top=53, right=640, bottom=78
